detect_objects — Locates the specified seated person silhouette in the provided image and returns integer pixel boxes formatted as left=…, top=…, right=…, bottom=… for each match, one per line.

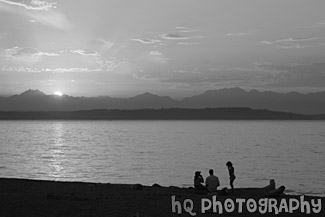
left=205, top=169, right=220, bottom=193
left=194, top=171, right=206, bottom=190
left=261, top=179, right=276, bottom=191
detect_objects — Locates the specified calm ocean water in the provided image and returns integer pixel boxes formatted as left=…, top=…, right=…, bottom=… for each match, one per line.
left=0, top=120, right=324, bottom=196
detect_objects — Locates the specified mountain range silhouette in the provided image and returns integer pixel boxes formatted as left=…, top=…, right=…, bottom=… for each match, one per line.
left=0, top=87, right=324, bottom=114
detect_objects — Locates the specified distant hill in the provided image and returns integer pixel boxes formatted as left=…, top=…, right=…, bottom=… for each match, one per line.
left=180, top=87, right=325, bottom=115
left=0, top=88, right=324, bottom=114
left=0, top=108, right=320, bottom=120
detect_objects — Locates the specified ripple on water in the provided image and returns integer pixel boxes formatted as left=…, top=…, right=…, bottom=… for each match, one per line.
left=0, top=120, right=324, bottom=196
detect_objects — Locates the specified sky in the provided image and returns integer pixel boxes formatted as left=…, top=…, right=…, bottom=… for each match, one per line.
left=1, top=0, right=325, bottom=97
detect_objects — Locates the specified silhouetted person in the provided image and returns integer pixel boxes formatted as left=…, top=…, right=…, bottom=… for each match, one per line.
left=194, top=171, right=206, bottom=191
left=205, top=169, right=220, bottom=193
left=226, top=161, right=236, bottom=190
left=261, top=179, right=276, bottom=191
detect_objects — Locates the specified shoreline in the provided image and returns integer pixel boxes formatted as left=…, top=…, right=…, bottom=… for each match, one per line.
left=1, top=108, right=324, bottom=120
left=1, top=178, right=324, bottom=217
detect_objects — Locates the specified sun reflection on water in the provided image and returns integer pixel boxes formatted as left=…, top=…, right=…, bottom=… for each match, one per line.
left=47, top=122, right=67, bottom=180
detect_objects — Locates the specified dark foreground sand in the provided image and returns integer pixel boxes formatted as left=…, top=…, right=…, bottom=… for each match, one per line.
left=0, top=178, right=324, bottom=217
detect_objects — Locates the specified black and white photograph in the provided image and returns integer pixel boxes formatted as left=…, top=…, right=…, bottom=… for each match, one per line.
left=0, top=0, right=324, bottom=216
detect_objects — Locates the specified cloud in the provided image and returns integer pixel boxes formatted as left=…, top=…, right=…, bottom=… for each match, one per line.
left=148, top=51, right=168, bottom=64
left=1, top=57, right=126, bottom=74
left=0, top=0, right=56, bottom=11
left=133, top=66, right=274, bottom=88
left=261, top=37, right=317, bottom=45
left=96, top=57, right=128, bottom=72
left=90, top=38, right=114, bottom=51
left=43, top=67, right=101, bottom=73
left=257, top=62, right=325, bottom=87
left=275, top=44, right=309, bottom=49
left=0, top=0, right=70, bottom=30
left=177, top=42, right=200, bottom=46
left=30, top=11, right=71, bottom=30
left=226, top=32, right=249, bottom=36
left=1, top=65, right=42, bottom=73
left=131, top=38, right=161, bottom=44
left=160, top=34, right=189, bottom=40
left=70, top=49, right=100, bottom=57
left=4, top=46, right=59, bottom=65
left=130, top=29, right=200, bottom=48
left=0, top=65, right=100, bottom=74
left=5, top=47, right=59, bottom=57
left=261, top=37, right=320, bottom=49
left=1, top=45, right=127, bottom=73
left=149, top=51, right=162, bottom=56
left=158, top=32, right=203, bottom=46
left=304, top=21, right=325, bottom=29
left=175, top=26, right=197, bottom=33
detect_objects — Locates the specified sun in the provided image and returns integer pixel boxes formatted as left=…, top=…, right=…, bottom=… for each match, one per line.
left=54, top=91, right=63, bottom=96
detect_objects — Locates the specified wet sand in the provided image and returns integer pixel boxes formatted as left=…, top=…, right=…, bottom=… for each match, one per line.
left=0, top=178, right=324, bottom=217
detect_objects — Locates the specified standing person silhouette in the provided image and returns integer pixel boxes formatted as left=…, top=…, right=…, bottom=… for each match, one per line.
left=226, top=161, right=236, bottom=190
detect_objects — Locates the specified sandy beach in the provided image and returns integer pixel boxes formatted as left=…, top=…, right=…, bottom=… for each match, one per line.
left=0, top=178, right=324, bottom=217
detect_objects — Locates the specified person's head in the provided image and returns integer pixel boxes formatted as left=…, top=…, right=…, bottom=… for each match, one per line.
left=226, top=161, right=233, bottom=167
left=209, top=169, right=214, bottom=175
left=270, top=179, right=275, bottom=185
left=195, top=171, right=201, bottom=177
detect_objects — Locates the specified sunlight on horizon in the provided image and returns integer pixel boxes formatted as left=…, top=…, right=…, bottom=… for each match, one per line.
left=54, top=91, right=63, bottom=96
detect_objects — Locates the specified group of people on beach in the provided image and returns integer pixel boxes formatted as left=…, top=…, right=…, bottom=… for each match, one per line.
left=194, top=161, right=235, bottom=193
left=194, top=162, right=287, bottom=196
